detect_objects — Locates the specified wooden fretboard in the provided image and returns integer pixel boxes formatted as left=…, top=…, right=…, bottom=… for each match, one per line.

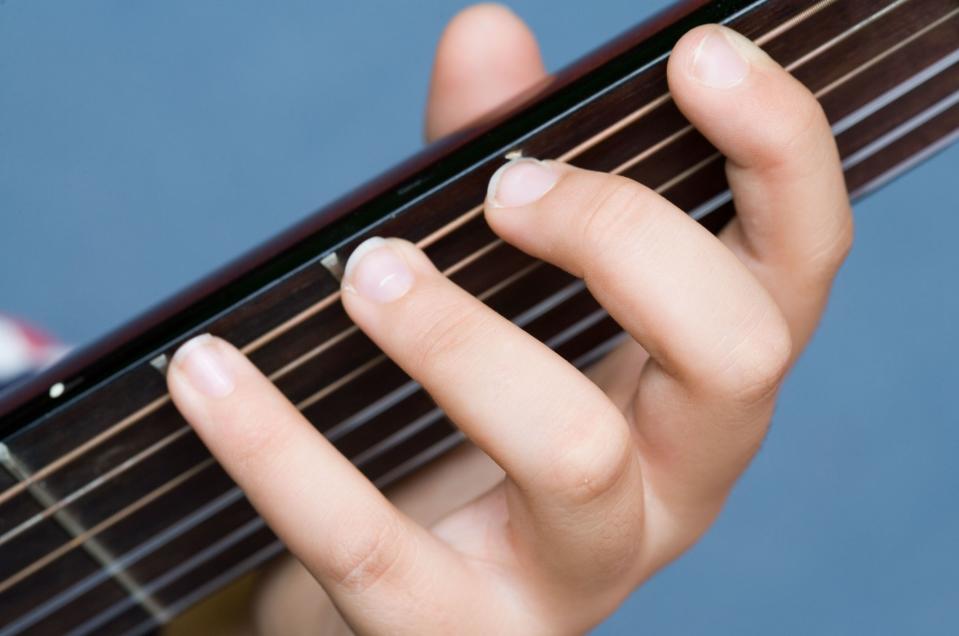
left=1, top=0, right=957, bottom=633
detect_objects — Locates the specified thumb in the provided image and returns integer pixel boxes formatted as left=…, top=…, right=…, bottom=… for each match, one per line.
left=425, top=4, right=547, bottom=142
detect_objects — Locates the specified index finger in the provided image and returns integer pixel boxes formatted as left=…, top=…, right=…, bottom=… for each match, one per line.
left=166, top=335, right=466, bottom=634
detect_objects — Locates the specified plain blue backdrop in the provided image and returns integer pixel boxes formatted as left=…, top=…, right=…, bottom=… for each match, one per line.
left=2, top=2, right=957, bottom=633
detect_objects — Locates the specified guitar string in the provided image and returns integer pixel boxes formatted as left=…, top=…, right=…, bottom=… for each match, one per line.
left=637, top=7, right=959, bottom=214
left=7, top=7, right=952, bottom=608
left=0, top=0, right=935, bottom=573
left=111, top=81, right=959, bottom=636
left=101, top=99, right=959, bottom=636
left=71, top=316, right=627, bottom=636
left=0, top=290, right=619, bottom=636
left=3, top=2, right=956, bottom=628
left=34, top=74, right=959, bottom=636
left=0, top=0, right=839, bottom=509
left=119, top=85, right=959, bottom=636
left=1, top=20, right=953, bottom=610
left=1, top=0, right=930, bottom=545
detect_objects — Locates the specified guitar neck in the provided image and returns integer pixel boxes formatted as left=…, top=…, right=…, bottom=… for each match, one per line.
left=1, top=0, right=957, bottom=633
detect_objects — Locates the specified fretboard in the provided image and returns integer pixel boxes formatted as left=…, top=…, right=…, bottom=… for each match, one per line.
left=1, top=0, right=957, bottom=633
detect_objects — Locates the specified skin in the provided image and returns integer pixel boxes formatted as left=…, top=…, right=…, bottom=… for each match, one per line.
left=167, top=5, right=853, bottom=635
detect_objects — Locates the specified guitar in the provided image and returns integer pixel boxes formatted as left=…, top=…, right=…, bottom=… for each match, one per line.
left=1, top=0, right=957, bottom=633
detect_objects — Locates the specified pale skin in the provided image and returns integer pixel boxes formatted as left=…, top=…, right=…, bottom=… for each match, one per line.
left=167, top=5, right=853, bottom=635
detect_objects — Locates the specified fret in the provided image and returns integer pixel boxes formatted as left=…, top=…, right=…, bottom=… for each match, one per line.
left=0, top=448, right=169, bottom=632
left=54, top=504, right=271, bottom=636
left=0, top=462, right=45, bottom=540
left=4, top=365, right=168, bottom=488
left=0, top=552, right=147, bottom=636
left=1, top=0, right=957, bottom=632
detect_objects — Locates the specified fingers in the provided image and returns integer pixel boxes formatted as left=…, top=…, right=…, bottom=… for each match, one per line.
left=167, top=335, right=466, bottom=634
left=484, top=159, right=791, bottom=513
left=425, top=4, right=546, bottom=142
left=486, top=159, right=791, bottom=406
left=339, top=238, right=644, bottom=579
left=667, top=25, right=854, bottom=349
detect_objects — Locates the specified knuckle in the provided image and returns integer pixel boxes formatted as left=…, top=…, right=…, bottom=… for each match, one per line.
left=789, top=202, right=855, bottom=285
left=754, top=90, right=831, bottom=172
left=325, top=512, right=407, bottom=594
left=713, top=306, right=792, bottom=402
left=819, top=207, right=855, bottom=273
left=541, top=412, right=635, bottom=506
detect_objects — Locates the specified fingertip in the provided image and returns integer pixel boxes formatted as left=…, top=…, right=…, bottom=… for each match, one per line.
left=666, top=24, right=830, bottom=171
left=168, top=334, right=237, bottom=401
left=667, top=25, right=772, bottom=94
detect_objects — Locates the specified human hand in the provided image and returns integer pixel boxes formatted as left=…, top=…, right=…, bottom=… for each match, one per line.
left=167, top=5, right=852, bottom=634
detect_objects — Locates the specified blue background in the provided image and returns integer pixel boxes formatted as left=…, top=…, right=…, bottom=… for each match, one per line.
left=2, top=1, right=957, bottom=633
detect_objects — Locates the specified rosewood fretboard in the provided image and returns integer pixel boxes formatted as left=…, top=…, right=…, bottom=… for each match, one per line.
left=1, top=0, right=957, bottom=633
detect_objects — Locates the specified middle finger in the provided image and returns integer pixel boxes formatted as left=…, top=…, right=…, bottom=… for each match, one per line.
left=340, top=237, right=644, bottom=577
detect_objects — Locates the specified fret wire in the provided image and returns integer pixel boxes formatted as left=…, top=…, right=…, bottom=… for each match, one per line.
left=122, top=540, right=288, bottom=636
left=2, top=3, right=955, bottom=628
left=0, top=458, right=215, bottom=595
left=66, top=515, right=269, bottom=636
left=0, top=486, right=249, bottom=636
left=0, top=5, right=951, bottom=589
left=0, top=0, right=840, bottom=508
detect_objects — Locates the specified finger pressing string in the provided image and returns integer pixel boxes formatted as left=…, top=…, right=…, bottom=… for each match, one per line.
left=166, top=335, right=468, bottom=635
left=668, top=24, right=853, bottom=350
left=340, top=237, right=645, bottom=587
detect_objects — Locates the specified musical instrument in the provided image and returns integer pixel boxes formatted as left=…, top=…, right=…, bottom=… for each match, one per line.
left=2, top=0, right=957, bottom=633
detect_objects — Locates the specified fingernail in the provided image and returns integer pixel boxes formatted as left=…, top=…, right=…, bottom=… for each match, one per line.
left=487, top=158, right=559, bottom=208
left=690, top=27, right=750, bottom=89
left=171, top=334, right=236, bottom=398
left=343, top=237, right=415, bottom=303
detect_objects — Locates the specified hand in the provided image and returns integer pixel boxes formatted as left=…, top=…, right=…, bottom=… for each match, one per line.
left=167, top=5, right=852, bottom=635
